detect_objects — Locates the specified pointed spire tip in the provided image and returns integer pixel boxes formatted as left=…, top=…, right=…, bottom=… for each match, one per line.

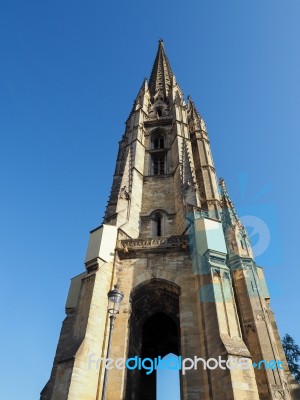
left=149, top=39, right=173, bottom=98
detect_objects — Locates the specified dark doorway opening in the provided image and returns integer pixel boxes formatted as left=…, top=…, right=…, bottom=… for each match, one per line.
left=141, top=313, right=179, bottom=399
left=125, top=279, right=181, bottom=400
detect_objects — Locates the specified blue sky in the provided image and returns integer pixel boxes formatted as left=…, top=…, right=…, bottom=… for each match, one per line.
left=0, top=1, right=300, bottom=399
left=157, top=354, right=180, bottom=400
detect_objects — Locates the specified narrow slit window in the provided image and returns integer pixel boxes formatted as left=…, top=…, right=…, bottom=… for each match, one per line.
left=153, top=213, right=162, bottom=236
left=154, top=213, right=162, bottom=236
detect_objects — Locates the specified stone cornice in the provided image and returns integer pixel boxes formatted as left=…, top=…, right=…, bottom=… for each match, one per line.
left=228, top=256, right=256, bottom=271
left=144, top=117, right=173, bottom=127
left=116, top=235, right=189, bottom=253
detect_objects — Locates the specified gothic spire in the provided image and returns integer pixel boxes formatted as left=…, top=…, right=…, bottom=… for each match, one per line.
left=148, top=40, right=173, bottom=100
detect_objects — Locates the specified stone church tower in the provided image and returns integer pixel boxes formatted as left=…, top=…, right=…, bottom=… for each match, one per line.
left=41, top=41, right=299, bottom=400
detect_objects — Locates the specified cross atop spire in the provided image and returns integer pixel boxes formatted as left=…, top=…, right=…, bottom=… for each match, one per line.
left=148, top=40, right=173, bottom=99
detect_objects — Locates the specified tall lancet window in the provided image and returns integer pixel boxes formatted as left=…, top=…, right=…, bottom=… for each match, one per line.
left=150, top=129, right=167, bottom=175
left=154, top=213, right=162, bottom=236
left=152, top=211, right=164, bottom=237
left=153, top=132, right=164, bottom=149
left=153, top=155, right=165, bottom=175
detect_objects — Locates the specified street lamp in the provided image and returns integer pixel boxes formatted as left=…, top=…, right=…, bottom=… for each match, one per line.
left=101, top=285, right=124, bottom=400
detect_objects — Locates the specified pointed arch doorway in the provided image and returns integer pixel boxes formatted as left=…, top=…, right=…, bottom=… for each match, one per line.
left=125, top=279, right=181, bottom=400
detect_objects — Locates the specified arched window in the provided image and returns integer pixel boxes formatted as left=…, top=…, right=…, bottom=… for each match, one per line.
left=154, top=213, right=162, bottom=236
left=156, top=107, right=163, bottom=118
left=152, top=130, right=165, bottom=149
left=153, top=155, right=165, bottom=175
left=151, top=211, right=164, bottom=237
left=150, top=130, right=167, bottom=176
left=154, top=135, right=164, bottom=149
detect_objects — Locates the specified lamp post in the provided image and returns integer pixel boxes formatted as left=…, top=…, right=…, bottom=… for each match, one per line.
left=101, top=285, right=124, bottom=400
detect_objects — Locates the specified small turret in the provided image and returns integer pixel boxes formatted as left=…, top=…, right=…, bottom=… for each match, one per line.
left=219, top=177, right=253, bottom=258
